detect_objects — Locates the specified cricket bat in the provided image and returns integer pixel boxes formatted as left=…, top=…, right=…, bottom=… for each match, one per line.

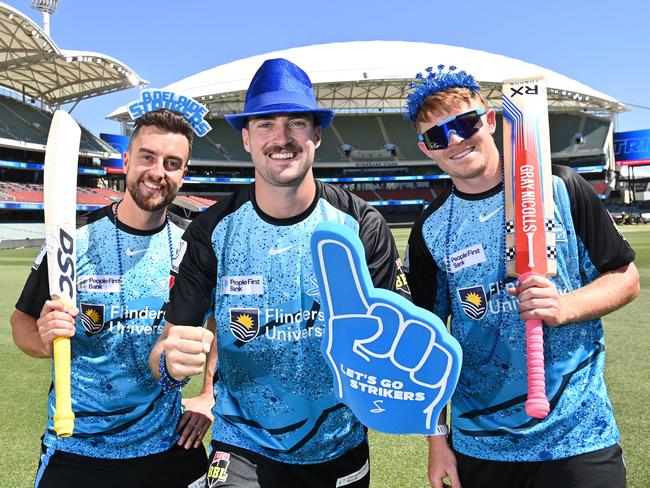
left=44, top=110, right=81, bottom=436
left=502, top=77, right=556, bottom=419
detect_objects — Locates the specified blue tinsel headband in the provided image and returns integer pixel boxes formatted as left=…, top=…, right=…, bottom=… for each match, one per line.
left=404, top=65, right=481, bottom=124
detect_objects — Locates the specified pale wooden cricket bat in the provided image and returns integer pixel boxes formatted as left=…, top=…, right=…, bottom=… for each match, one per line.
left=503, top=77, right=556, bottom=419
left=44, top=110, right=80, bottom=436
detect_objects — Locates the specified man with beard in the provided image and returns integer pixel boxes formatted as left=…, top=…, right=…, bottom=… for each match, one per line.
left=11, top=109, right=213, bottom=488
left=149, top=58, right=410, bottom=487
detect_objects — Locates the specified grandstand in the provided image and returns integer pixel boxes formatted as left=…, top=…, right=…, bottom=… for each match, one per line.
left=108, top=41, right=627, bottom=217
left=0, top=1, right=147, bottom=242
left=0, top=16, right=634, bottom=234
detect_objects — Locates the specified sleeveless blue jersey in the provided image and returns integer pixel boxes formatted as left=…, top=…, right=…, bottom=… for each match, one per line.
left=16, top=205, right=187, bottom=459
left=406, top=166, right=635, bottom=461
left=167, top=181, right=407, bottom=464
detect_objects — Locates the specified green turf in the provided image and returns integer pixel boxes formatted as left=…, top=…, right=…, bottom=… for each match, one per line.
left=1, top=228, right=648, bottom=487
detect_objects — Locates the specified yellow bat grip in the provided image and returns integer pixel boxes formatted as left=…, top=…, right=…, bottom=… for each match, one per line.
left=53, top=335, right=74, bottom=437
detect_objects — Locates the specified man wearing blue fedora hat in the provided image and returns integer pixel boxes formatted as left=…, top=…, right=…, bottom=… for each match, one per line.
left=150, top=58, right=410, bottom=487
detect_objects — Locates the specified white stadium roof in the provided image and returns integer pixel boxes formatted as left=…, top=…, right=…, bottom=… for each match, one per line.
left=108, top=40, right=626, bottom=121
left=0, top=2, right=147, bottom=107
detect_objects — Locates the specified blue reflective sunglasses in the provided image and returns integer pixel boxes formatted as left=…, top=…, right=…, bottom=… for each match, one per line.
left=419, top=109, right=487, bottom=150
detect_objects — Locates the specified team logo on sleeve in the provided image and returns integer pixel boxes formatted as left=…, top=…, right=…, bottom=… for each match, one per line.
left=456, top=285, right=487, bottom=320
left=207, top=451, right=230, bottom=486
left=171, top=239, right=187, bottom=274
left=229, top=308, right=259, bottom=342
left=80, top=303, right=106, bottom=335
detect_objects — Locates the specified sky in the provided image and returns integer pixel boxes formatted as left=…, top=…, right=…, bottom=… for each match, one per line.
left=6, top=0, right=650, bottom=136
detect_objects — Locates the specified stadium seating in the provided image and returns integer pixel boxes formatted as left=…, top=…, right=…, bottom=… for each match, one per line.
left=0, top=182, right=122, bottom=206
left=0, top=95, right=114, bottom=154
left=191, top=133, right=228, bottom=161
left=0, top=97, right=47, bottom=144
left=173, top=194, right=219, bottom=212
left=549, top=113, right=608, bottom=155
left=333, top=116, right=383, bottom=149
left=315, top=129, right=346, bottom=162
left=192, top=118, right=250, bottom=161
left=379, top=114, right=422, bottom=160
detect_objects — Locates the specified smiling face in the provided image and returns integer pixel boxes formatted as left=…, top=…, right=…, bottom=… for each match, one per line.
left=123, top=125, right=189, bottom=212
left=416, top=94, right=501, bottom=194
left=242, top=113, right=321, bottom=189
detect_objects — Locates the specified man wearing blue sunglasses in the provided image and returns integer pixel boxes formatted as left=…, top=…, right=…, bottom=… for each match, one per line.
left=403, top=66, right=639, bottom=488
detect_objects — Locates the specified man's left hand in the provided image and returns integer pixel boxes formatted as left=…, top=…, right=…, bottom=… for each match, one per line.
left=177, top=393, right=214, bottom=449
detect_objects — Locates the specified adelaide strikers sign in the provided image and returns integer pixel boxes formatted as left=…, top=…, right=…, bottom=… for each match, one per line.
left=311, top=222, right=462, bottom=435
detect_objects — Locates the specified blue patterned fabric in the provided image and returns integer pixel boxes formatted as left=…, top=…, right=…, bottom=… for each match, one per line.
left=16, top=206, right=186, bottom=459
left=407, top=169, right=634, bottom=461
left=167, top=182, right=404, bottom=464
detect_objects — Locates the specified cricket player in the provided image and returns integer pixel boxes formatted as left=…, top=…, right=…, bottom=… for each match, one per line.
left=403, top=65, right=639, bottom=488
left=149, top=58, right=410, bottom=488
left=11, top=109, right=212, bottom=488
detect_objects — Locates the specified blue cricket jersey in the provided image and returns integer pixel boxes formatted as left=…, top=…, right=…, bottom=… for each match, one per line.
left=16, top=205, right=187, bottom=459
left=166, top=181, right=408, bottom=464
left=406, top=166, right=635, bottom=461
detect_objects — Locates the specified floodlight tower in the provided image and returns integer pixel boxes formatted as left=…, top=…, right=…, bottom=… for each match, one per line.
left=31, top=0, right=60, bottom=37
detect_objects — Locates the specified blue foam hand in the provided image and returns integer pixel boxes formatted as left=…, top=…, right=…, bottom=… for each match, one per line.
left=311, top=222, right=462, bottom=435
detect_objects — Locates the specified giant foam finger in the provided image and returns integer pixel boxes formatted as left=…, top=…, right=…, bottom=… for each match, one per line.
left=311, top=223, right=370, bottom=317
left=311, top=222, right=463, bottom=434
left=360, top=303, right=403, bottom=357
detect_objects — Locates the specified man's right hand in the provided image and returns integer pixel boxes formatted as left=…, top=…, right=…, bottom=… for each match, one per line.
left=37, top=300, right=77, bottom=357
left=163, top=326, right=214, bottom=381
left=428, top=436, right=462, bottom=488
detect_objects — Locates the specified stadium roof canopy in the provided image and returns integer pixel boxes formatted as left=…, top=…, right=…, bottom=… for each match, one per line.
left=108, top=40, right=627, bottom=122
left=0, top=2, right=147, bottom=107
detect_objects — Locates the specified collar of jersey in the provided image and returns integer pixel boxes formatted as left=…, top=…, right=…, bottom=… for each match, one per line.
left=452, top=181, right=503, bottom=201
left=250, top=180, right=322, bottom=226
left=108, top=204, right=169, bottom=236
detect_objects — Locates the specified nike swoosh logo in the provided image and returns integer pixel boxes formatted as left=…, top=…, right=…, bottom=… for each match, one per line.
left=125, top=248, right=147, bottom=257
left=479, top=206, right=503, bottom=223
left=269, top=245, right=295, bottom=256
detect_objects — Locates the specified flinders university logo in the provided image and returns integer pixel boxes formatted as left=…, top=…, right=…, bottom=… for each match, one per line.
left=229, top=308, right=259, bottom=342
left=80, top=303, right=106, bottom=335
left=457, top=285, right=487, bottom=320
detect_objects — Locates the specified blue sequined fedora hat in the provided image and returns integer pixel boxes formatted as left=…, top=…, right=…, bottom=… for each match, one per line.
left=225, top=58, right=334, bottom=131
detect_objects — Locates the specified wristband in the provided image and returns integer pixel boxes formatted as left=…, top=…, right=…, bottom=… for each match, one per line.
left=427, top=424, right=449, bottom=437
left=158, top=351, right=190, bottom=393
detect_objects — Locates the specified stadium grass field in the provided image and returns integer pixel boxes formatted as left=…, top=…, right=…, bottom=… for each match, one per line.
left=1, top=227, right=648, bottom=487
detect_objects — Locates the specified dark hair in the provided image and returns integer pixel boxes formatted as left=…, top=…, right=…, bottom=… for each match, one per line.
left=128, top=109, right=194, bottom=160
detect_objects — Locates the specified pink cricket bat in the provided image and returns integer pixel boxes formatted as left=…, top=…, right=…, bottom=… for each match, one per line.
left=503, top=77, right=556, bottom=419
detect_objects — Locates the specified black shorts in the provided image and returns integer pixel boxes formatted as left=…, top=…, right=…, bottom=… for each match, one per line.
left=35, top=443, right=207, bottom=488
left=455, top=443, right=626, bottom=488
left=206, top=440, right=370, bottom=488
